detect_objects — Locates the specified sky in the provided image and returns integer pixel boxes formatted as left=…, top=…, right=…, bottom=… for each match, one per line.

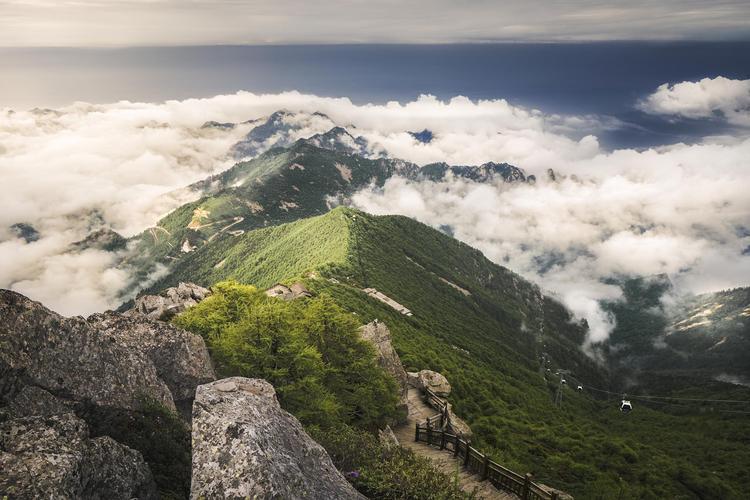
left=1, top=0, right=750, bottom=46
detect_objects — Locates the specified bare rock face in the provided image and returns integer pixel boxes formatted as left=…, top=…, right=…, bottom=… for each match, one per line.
left=0, top=412, right=157, bottom=499
left=0, top=289, right=175, bottom=412
left=89, top=311, right=215, bottom=414
left=129, top=282, right=211, bottom=321
left=445, top=402, right=473, bottom=438
left=409, top=369, right=452, bottom=397
left=359, top=320, right=409, bottom=421
left=191, top=377, right=364, bottom=500
left=265, top=282, right=313, bottom=301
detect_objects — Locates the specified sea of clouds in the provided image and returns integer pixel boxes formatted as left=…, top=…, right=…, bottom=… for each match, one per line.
left=1, top=77, right=748, bottom=346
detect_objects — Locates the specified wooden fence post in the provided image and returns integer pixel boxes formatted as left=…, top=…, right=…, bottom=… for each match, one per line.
left=427, top=423, right=432, bottom=446
left=440, top=431, right=446, bottom=450
left=463, top=442, right=471, bottom=467
left=551, top=493, right=559, bottom=500
left=482, top=454, right=490, bottom=481
left=453, top=437, right=460, bottom=458
left=414, top=422, right=419, bottom=442
left=522, top=473, right=533, bottom=500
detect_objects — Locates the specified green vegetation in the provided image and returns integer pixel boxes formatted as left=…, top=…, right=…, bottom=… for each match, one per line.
left=80, top=396, right=191, bottom=500
left=602, top=276, right=750, bottom=390
left=173, top=280, right=399, bottom=430
left=312, top=425, right=472, bottom=500
left=156, top=208, right=750, bottom=498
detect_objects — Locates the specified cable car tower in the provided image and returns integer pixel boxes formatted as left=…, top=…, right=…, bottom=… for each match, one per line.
left=554, top=369, right=571, bottom=408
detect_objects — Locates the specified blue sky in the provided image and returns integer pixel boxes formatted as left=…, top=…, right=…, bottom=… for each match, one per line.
left=1, top=0, right=749, bottom=46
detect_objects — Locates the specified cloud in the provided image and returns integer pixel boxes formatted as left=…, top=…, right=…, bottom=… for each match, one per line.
left=638, top=76, right=750, bottom=126
left=1, top=1, right=750, bottom=46
left=1, top=87, right=748, bottom=344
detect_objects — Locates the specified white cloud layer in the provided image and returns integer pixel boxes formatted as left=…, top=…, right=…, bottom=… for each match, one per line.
left=1, top=88, right=748, bottom=345
left=639, top=76, right=750, bottom=126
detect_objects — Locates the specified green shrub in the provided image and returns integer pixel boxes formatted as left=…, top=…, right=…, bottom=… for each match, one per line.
left=173, top=280, right=399, bottom=430
left=312, top=425, right=473, bottom=500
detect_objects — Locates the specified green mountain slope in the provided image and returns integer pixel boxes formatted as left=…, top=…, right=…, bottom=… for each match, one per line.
left=602, top=277, right=750, bottom=390
left=146, top=207, right=750, bottom=498
left=123, top=140, right=417, bottom=279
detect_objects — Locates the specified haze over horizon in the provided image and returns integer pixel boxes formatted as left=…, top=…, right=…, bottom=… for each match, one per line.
left=2, top=0, right=750, bottom=47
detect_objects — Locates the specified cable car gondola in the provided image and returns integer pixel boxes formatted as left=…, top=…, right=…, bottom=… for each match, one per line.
left=620, top=399, right=633, bottom=414
left=577, top=385, right=583, bottom=391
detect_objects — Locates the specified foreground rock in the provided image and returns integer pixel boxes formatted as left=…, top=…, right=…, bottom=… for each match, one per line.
left=191, top=377, right=364, bottom=500
left=0, top=412, right=157, bottom=499
left=408, top=369, right=452, bottom=397
left=0, top=289, right=175, bottom=412
left=128, top=282, right=211, bottom=321
left=89, top=311, right=215, bottom=415
left=359, top=320, right=409, bottom=421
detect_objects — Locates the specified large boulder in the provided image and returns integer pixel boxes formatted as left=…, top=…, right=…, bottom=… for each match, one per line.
left=359, top=320, right=409, bottom=421
left=445, top=402, right=473, bottom=438
left=0, top=412, right=157, bottom=499
left=0, top=289, right=175, bottom=412
left=408, top=369, right=452, bottom=397
left=128, top=282, right=211, bottom=321
left=89, top=311, right=215, bottom=415
left=191, top=377, right=364, bottom=500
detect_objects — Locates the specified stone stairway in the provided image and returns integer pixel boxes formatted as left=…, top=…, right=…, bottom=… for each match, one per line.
left=393, top=388, right=519, bottom=500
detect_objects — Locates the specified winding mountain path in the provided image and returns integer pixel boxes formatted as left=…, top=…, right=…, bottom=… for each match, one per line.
left=393, top=388, right=519, bottom=500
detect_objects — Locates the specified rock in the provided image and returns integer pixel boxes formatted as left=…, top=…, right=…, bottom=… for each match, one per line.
left=409, top=369, right=452, bottom=397
left=129, top=282, right=211, bottom=321
left=6, top=386, right=73, bottom=418
left=265, top=282, right=313, bottom=301
left=378, top=425, right=400, bottom=448
left=191, top=377, right=364, bottom=500
left=0, top=412, right=157, bottom=499
left=88, top=311, right=216, bottom=416
left=0, top=289, right=175, bottom=413
left=359, top=320, right=409, bottom=422
left=445, top=402, right=472, bottom=438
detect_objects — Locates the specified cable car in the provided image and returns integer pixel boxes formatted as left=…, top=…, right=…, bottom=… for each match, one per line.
left=576, top=385, right=583, bottom=391
left=561, top=378, right=567, bottom=385
left=620, top=400, right=633, bottom=414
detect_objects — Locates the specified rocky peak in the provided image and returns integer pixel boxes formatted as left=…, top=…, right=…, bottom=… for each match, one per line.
left=302, top=126, right=370, bottom=156
left=128, top=281, right=211, bottom=321
left=190, top=377, right=364, bottom=499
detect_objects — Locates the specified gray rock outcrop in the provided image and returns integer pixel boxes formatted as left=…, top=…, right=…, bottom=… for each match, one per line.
left=408, top=369, right=452, bottom=397
left=191, top=377, right=364, bottom=500
left=0, top=412, right=157, bottom=499
left=89, top=311, right=215, bottom=415
left=265, top=282, right=313, bottom=301
left=0, top=289, right=176, bottom=412
left=128, top=282, right=211, bottom=321
left=359, top=320, right=409, bottom=421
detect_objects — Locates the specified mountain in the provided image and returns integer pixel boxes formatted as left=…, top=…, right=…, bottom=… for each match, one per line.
left=602, top=276, right=750, bottom=389
left=138, top=207, right=750, bottom=498
left=420, top=161, right=532, bottom=183
left=228, top=110, right=336, bottom=160
left=124, top=126, right=535, bottom=283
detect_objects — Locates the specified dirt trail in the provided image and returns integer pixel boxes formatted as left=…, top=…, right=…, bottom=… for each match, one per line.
left=393, top=388, right=519, bottom=500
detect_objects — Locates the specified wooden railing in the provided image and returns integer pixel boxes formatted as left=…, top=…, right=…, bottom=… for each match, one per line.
left=417, top=388, right=560, bottom=500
